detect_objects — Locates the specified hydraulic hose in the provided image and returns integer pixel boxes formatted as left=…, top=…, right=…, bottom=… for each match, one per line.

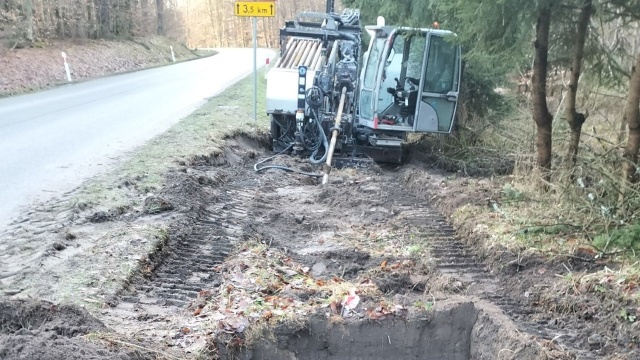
left=254, top=144, right=323, bottom=178
left=309, top=109, right=329, bottom=165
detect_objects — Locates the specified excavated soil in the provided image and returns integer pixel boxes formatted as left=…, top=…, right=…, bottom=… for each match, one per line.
left=0, top=299, right=157, bottom=360
left=1, top=133, right=638, bottom=359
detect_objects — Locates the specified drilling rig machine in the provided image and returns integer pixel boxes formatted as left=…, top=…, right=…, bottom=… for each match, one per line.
left=262, top=0, right=462, bottom=181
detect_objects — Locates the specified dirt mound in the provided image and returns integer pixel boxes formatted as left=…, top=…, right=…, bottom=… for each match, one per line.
left=0, top=299, right=153, bottom=360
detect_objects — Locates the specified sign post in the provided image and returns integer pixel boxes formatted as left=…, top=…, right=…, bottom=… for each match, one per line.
left=61, top=52, right=72, bottom=82
left=234, top=1, right=276, bottom=123
left=253, top=16, right=257, bottom=123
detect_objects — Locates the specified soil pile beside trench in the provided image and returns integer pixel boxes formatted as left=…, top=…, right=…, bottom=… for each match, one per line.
left=0, top=299, right=158, bottom=360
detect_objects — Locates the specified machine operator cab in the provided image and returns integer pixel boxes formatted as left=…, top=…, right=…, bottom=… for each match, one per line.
left=358, top=23, right=462, bottom=134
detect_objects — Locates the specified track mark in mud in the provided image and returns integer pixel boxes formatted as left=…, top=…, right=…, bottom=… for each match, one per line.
left=120, top=184, right=255, bottom=308
left=95, top=138, right=593, bottom=359
left=387, top=187, right=596, bottom=356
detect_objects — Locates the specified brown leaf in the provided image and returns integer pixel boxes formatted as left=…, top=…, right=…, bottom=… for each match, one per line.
left=228, top=336, right=245, bottom=348
left=192, top=308, right=203, bottom=316
left=367, top=310, right=386, bottom=320
left=330, top=301, right=339, bottom=314
left=380, top=260, right=388, bottom=269
left=360, top=278, right=374, bottom=285
left=262, top=310, right=273, bottom=320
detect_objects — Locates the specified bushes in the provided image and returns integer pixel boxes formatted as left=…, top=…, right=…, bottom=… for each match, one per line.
left=594, top=224, right=640, bottom=254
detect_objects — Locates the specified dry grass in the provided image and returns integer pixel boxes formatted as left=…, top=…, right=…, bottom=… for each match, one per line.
left=437, top=86, right=639, bottom=256
left=194, top=231, right=444, bottom=353
left=73, top=68, right=270, bottom=212
left=84, top=332, right=185, bottom=360
left=195, top=241, right=384, bottom=346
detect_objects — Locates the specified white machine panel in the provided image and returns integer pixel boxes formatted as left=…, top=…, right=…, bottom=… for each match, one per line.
left=266, top=68, right=317, bottom=115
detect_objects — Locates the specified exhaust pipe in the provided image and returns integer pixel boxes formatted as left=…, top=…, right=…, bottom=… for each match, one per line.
left=326, top=0, right=335, bottom=14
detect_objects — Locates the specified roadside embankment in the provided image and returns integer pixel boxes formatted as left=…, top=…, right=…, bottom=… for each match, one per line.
left=0, top=36, right=210, bottom=96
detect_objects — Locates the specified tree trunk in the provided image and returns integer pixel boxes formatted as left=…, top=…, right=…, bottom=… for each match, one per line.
left=96, top=0, right=110, bottom=37
left=622, top=55, right=640, bottom=186
left=620, top=25, right=640, bottom=146
left=156, top=0, right=164, bottom=35
left=57, top=0, right=65, bottom=37
left=565, top=0, right=592, bottom=169
left=25, top=0, right=33, bottom=41
left=206, top=0, right=219, bottom=46
left=531, top=0, right=554, bottom=183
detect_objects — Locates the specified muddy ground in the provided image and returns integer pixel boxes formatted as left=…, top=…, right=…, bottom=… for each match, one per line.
left=1, top=133, right=638, bottom=359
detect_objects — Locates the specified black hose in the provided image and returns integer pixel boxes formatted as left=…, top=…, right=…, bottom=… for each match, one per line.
left=309, top=111, right=329, bottom=165
left=273, top=117, right=295, bottom=142
left=254, top=144, right=324, bottom=178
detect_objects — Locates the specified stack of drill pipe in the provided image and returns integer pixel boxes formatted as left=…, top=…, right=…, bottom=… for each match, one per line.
left=277, top=39, right=293, bottom=68
left=279, top=38, right=301, bottom=68
left=302, top=41, right=320, bottom=67
left=276, top=38, right=326, bottom=69
left=309, top=43, right=323, bottom=69
left=279, top=39, right=299, bottom=68
left=274, top=37, right=294, bottom=68
left=284, top=39, right=304, bottom=68
left=292, top=40, right=311, bottom=68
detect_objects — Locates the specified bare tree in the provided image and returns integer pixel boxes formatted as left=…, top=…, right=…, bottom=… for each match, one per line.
left=565, top=0, right=592, bottom=170
left=620, top=54, right=640, bottom=201
left=157, top=0, right=164, bottom=35
left=531, top=0, right=554, bottom=183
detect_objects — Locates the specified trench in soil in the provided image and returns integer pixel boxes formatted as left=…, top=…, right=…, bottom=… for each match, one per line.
left=98, top=134, right=582, bottom=358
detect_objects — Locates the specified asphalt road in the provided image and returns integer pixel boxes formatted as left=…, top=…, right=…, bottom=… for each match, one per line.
left=0, top=48, right=274, bottom=228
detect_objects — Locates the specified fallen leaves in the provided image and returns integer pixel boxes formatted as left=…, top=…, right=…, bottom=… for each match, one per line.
left=366, top=302, right=408, bottom=321
left=192, top=242, right=416, bottom=347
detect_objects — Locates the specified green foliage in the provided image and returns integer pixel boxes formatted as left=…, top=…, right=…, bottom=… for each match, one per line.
left=342, top=0, right=640, bottom=127
left=502, top=183, right=525, bottom=202
left=343, top=0, right=534, bottom=121
left=594, top=224, right=640, bottom=253
left=341, top=0, right=437, bottom=27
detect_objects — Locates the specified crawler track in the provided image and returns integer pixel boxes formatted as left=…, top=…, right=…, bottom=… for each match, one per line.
left=107, top=157, right=597, bottom=357
left=119, top=181, right=257, bottom=308
left=388, top=188, right=592, bottom=356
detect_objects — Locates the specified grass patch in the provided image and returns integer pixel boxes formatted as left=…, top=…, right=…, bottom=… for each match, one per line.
left=594, top=224, right=640, bottom=254
left=74, top=69, right=270, bottom=210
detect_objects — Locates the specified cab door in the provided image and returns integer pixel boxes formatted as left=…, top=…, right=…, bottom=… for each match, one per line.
left=414, top=33, right=462, bottom=133
left=359, top=36, right=386, bottom=123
